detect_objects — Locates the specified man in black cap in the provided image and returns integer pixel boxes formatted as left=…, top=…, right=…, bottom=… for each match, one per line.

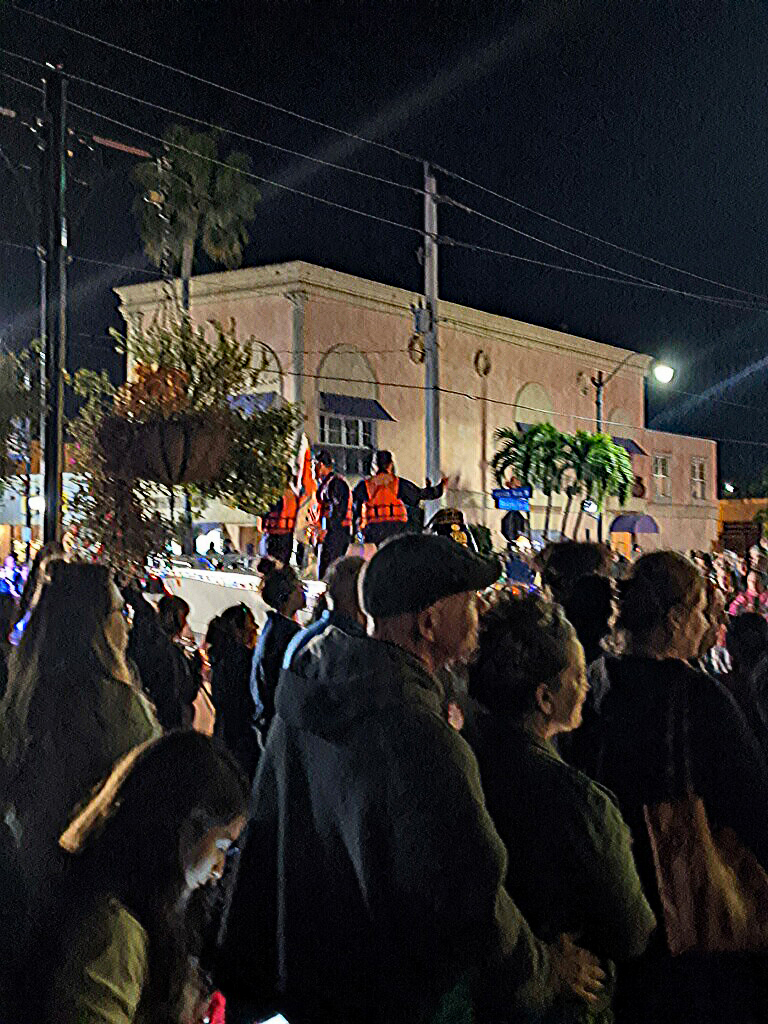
left=217, top=533, right=604, bottom=1024
left=310, top=449, right=352, bottom=579
left=352, top=449, right=446, bottom=547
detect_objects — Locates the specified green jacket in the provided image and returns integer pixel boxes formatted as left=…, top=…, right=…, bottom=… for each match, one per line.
left=6, top=673, right=160, bottom=889
left=471, top=721, right=656, bottom=1023
left=52, top=896, right=148, bottom=1024
left=218, top=627, right=555, bottom=1024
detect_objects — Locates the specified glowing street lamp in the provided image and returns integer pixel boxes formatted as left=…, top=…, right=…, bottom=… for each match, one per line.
left=652, top=362, right=675, bottom=385
left=590, top=352, right=676, bottom=540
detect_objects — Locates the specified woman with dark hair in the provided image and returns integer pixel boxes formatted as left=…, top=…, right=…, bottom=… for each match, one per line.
left=206, top=604, right=260, bottom=779
left=467, top=590, right=655, bottom=1023
left=578, top=551, right=768, bottom=1024
left=43, top=732, right=248, bottom=1023
left=11, top=540, right=66, bottom=642
left=250, top=557, right=305, bottom=742
left=154, top=593, right=202, bottom=729
left=0, top=562, right=160, bottom=899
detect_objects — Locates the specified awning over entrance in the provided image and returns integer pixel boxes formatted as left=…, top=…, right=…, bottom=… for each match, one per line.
left=612, top=437, right=648, bottom=456
left=319, top=392, right=395, bottom=421
left=610, top=513, right=659, bottom=534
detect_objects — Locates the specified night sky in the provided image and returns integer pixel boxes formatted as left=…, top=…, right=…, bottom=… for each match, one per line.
left=3, top=0, right=768, bottom=488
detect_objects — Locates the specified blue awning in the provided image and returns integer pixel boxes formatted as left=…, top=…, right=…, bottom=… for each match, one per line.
left=230, top=391, right=280, bottom=415
left=613, top=437, right=648, bottom=456
left=319, top=392, right=394, bottom=421
left=610, top=513, right=659, bottom=535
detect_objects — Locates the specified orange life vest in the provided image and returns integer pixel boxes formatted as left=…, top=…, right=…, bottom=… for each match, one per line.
left=360, top=472, right=408, bottom=529
left=316, top=473, right=353, bottom=532
left=262, top=488, right=299, bottom=535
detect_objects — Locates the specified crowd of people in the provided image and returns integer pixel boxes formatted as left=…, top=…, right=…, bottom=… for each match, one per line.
left=2, top=523, right=768, bottom=1023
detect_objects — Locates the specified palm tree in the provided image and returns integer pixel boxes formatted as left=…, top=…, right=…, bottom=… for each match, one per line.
left=526, top=423, right=565, bottom=541
left=559, top=430, right=595, bottom=539
left=491, top=427, right=539, bottom=541
left=133, top=125, right=261, bottom=312
left=571, top=434, right=634, bottom=539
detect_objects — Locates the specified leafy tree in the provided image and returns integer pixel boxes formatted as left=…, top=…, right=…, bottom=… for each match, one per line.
left=571, top=433, right=634, bottom=539
left=491, top=427, right=539, bottom=540
left=492, top=424, right=566, bottom=541
left=493, top=425, right=634, bottom=544
left=528, top=423, right=566, bottom=541
left=133, top=124, right=261, bottom=311
left=69, top=312, right=299, bottom=571
left=559, top=430, right=595, bottom=539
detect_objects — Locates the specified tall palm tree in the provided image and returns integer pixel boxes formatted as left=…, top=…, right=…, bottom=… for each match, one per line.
left=559, top=430, right=595, bottom=539
left=491, top=427, right=539, bottom=541
left=133, top=125, right=261, bottom=312
left=572, top=434, right=634, bottom=539
left=528, top=423, right=566, bottom=541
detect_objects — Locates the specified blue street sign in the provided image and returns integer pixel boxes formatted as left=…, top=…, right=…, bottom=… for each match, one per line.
left=492, top=486, right=532, bottom=511
left=494, top=494, right=530, bottom=512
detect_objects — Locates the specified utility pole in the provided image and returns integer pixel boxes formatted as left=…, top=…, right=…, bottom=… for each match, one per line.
left=423, top=162, right=441, bottom=520
left=590, top=370, right=605, bottom=541
left=41, top=66, right=67, bottom=544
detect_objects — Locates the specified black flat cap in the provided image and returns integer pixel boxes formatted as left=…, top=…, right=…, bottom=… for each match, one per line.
left=361, top=532, right=499, bottom=619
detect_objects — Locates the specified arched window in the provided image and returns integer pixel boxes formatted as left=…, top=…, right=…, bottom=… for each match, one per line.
left=315, top=345, right=392, bottom=477
left=230, top=343, right=284, bottom=415
left=514, top=382, right=553, bottom=429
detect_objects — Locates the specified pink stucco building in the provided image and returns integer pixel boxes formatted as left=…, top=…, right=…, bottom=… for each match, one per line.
left=117, top=260, right=718, bottom=553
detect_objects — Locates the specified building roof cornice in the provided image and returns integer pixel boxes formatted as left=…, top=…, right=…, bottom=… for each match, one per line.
left=115, top=259, right=653, bottom=374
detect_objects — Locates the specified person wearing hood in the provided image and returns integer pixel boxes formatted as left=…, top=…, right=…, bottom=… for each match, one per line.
left=282, top=554, right=367, bottom=670
left=216, top=533, right=605, bottom=1024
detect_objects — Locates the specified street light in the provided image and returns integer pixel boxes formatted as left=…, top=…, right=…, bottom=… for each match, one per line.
left=652, top=362, right=675, bottom=385
left=590, top=352, right=675, bottom=540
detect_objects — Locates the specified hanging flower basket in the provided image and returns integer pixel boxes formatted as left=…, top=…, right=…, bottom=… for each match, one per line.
left=98, top=412, right=233, bottom=486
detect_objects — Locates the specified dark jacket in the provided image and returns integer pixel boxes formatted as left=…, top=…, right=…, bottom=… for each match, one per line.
left=316, top=472, right=351, bottom=534
left=210, top=642, right=260, bottom=779
left=352, top=475, right=444, bottom=544
left=281, top=608, right=367, bottom=669
left=575, top=655, right=768, bottom=1024
left=250, top=611, right=302, bottom=740
left=128, top=618, right=200, bottom=729
left=217, top=627, right=555, bottom=1024
left=472, top=721, right=655, bottom=1023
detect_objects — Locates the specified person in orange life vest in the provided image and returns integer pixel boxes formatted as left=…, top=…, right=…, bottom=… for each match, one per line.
left=259, top=464, right=299, bottom=566
left=311, top=449, right=352, bottom=579
left=352, top=449, right=447, bottom=547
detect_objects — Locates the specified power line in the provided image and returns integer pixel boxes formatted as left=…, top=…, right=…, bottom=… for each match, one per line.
left=70, top=64, right=757, bottom=310
left=0, top=46, right=46, bottom=68
left=67, top=73, right=424, bottom=196
left=441, top=195, right=768, bottom=312
left=279, top=367, right=768, bottom=449
left=11, top=5, right=422, bottom=165
left=7, top=18, right=763, bottom=304
left=66, top=104, right=768, bottom=313
left=440, top=236, right=768, bottom=313
left=69, top=254, right=159, bottom=277
left=5, top=237, right=768, bottom=416
left=0, top=69, right=43, bottom=93
left=0, top=239, right=36, bottom=253
left=69, top=103, right=426, bottom=239
left=433, top=162, right=768, bottom=304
